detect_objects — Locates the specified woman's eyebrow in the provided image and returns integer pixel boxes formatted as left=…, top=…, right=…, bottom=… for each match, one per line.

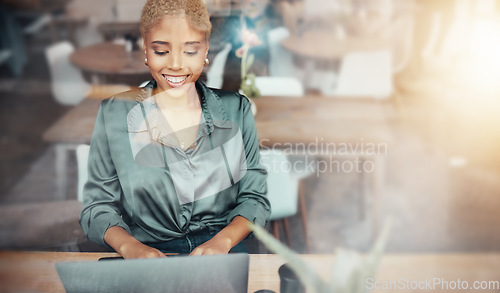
left=150, top=41, right=200, bottom=45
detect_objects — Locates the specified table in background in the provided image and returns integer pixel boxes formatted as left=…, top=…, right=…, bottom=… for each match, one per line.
left=1, top=251, right=500, bottom=293
left=98, top=22, right=141, bottom=41
left=281, top=30, right=390, bottom=62
left=69, top=42, right=150, bottom=84
left=253, top=95, right=393, bottom=145
left=281, top=31, right=391, bottom=92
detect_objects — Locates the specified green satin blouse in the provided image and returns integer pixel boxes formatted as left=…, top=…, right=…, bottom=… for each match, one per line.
left=79, top=80, right=270, bottom=247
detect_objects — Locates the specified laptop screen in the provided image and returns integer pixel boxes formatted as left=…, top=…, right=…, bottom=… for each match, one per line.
left=56, top=253, right=249, bottom=293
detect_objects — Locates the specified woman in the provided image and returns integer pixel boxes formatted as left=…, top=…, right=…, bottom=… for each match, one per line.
left=79, top=0, right=270, bottom=259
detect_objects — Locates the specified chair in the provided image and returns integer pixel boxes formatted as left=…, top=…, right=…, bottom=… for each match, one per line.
left=45, top=41, right=90, bottom=105
left=45, top=41, right=130, bottom=105
left=76, top=144, right=90, bottom=202
left=260, top=149, right=310, bottom=251
left=320, top=50, right=393, bottom=99
left=254, top=76, right=305, bottom=97
left=205, top=43, right=232, bottom=89
left=267, top=27, right=297, bottom=78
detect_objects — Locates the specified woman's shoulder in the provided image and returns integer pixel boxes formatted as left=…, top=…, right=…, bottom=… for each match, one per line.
left=208, top=87, right=251, bottom=109
left=209, top=87, right=238, bottom=99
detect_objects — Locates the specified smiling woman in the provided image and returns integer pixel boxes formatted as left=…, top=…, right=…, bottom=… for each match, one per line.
left=79, top=0, right=270, bottom=259
left=141, top=0, right=211, bottom=93
left=145, top=16, right=207, bottom=92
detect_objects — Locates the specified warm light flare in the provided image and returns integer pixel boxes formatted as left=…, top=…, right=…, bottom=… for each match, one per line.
left=464, top=18, right=500, bottom=94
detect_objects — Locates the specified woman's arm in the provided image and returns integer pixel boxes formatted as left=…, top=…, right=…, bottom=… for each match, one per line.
left=189, top=216, right=251, bottom=255
left=80, top=101, right=166, bottom=259
left=80, top=100, right=164, bottom=259
left=225, top=95, right=271, bottom=228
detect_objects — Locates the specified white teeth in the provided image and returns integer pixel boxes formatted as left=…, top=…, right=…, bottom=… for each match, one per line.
left=165, top=75, right=187, bottom=83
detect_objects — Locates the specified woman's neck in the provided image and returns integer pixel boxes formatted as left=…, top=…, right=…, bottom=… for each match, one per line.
left=154, top=82, right=201, bottom=110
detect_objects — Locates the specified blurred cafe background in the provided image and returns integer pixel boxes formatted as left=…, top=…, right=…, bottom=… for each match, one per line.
left=1, top=0, right=500, bottom=255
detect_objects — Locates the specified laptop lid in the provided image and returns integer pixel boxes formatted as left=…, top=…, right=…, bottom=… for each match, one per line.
left=56, top=253, right=249, bottom=293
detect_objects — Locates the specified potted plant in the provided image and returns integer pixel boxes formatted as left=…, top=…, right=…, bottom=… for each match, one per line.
left=248, top=219, right=392, bottom=293
left=236, top=29, right=262, bottom=115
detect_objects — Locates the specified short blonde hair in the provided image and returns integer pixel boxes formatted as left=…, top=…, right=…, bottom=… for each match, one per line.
left=140, top=0, right=212, bottom=40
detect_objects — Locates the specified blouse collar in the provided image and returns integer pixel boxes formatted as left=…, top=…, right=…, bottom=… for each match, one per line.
left=140, top=80, right=232, bottom=134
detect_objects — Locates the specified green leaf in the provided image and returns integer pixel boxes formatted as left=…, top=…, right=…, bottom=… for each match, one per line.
left=330, top=218, right=393, bottom=293
left=246, top=53, right=255, bottom=70
left=250, top=219, right=393, bottom=293
left=248, top=223, right=331, bottom=293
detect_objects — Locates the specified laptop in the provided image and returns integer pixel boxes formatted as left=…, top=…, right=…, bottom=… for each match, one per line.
left=56, top=253, right=249, bottom=293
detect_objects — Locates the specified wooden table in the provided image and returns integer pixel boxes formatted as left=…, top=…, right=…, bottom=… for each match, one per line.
left=43, top=95, right=394, bottom=233
left=1, top=251, right=499, bottom=293
left=69, top=42, right=150, bottom=84
left=253, top=96, right=393, bottom=146
left=281, top=30, right=390, bottom=61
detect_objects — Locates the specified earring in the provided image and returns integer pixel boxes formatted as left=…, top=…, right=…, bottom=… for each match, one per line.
left=204, top=58, right=210, bottom=66
left=144, top=58, right=148, bottom=67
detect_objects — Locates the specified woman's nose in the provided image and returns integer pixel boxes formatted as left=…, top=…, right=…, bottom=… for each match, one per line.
left=167, top=51, right=182, bottom=70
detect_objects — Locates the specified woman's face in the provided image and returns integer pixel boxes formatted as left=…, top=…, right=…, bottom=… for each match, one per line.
left=144, top=15, right=208, bottom=92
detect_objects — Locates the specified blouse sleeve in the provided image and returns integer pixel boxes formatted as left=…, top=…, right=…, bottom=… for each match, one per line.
left=79, top=100, right=131, bottom=247
left=227, top=96, right=271, bottom=227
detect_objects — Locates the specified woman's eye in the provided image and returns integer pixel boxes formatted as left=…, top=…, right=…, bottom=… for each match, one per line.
left=154, top=50, right=168, bottom=56
left=185, top=51, right=199, bottom=55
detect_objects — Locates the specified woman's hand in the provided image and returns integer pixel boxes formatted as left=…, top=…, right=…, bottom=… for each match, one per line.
left=189, top=235, right=231, bottom=256
left=189, top=216, right=252, bottom=256
left=104, top=226, right=166, bottom=259
left=119, top=241, right=166, bottom=259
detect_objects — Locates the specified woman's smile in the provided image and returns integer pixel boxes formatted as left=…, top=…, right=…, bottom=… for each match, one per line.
left=163, top=74, right=189, bottom=87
